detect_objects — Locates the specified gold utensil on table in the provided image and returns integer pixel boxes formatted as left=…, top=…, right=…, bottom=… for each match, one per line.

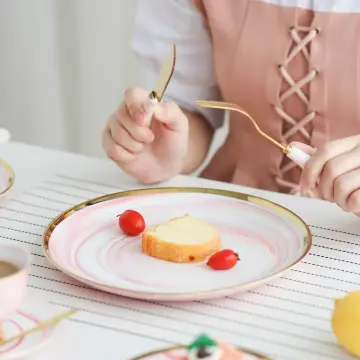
left=143, top=44, right=176, bottom=124
left=0, top=308, right=78, bottom=346
left=196, top=100, right=311, bottom=168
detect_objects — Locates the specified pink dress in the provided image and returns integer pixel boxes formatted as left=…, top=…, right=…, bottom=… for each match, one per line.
left=132, top=0, right=360, bottom=195
left=192, top=0, right=360, bottom=195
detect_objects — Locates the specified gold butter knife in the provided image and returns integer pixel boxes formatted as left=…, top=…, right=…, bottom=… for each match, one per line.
left=0, top=308, right=78, bottom=347
left=143, top=44, right=176, bottom=125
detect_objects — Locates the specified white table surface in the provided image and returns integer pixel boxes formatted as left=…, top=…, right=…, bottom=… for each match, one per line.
left=0, top=141, right=359, bottom=360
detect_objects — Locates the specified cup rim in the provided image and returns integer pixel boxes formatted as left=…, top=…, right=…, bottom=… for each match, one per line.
left=0, top=244, right=31, bottom=280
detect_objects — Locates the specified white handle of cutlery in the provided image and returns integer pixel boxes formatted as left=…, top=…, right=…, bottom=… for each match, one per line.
left=286, top=146, right=311, bottom=169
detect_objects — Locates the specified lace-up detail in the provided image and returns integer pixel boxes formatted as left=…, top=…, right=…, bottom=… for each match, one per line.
left=274, top=26, right=319, bottom=196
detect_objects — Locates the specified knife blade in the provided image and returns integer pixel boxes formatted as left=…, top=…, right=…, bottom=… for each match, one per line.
left=143, top=44, right=176, bottom=124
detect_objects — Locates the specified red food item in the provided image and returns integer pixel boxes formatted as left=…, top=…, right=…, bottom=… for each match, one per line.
left=207, top=249, right=240, bottom=270
left=118, top=210, right=145, bottom=236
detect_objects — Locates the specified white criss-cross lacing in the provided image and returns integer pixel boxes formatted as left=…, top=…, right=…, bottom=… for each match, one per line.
left=274, top=26, right=319, bottom=196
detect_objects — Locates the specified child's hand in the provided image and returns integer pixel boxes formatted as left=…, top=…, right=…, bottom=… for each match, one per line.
left=102, top=87, right=189, bottom=184
left=297, top=136, right=360, bottom=213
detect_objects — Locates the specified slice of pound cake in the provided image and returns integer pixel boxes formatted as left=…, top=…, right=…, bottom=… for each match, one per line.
left=142, top=214, right=220, bottom=263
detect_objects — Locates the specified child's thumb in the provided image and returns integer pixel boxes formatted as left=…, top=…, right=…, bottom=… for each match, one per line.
left=153, top=102, right=188, bottom=133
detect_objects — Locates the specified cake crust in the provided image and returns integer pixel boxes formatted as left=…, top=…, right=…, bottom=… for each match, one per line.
left=142, top=232, right=220, bottom=263
left=141, top=215, right=220, bottom=263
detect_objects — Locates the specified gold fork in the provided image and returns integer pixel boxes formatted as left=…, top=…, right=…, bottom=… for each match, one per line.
left=196, top=100, right=311, bottom=168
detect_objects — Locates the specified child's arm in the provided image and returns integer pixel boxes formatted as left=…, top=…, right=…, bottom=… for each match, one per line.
left=132, top=0, right=223, bottom=173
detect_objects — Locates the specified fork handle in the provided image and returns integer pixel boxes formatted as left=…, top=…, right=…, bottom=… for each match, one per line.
left=286, top=146, right=311, bottom=169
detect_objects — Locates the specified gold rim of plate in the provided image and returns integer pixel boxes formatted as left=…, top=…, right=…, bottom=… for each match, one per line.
left=42, top=187, right=312, bottom=298
left=130, top=345, right=272, bottom=359
left=0, top=157, right=15, bottom=197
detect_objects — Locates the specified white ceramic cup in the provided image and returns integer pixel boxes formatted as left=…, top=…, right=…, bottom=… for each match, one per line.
left=0, top=129, right=10, bottom=144
left=0, top=244, right=31, bottom=322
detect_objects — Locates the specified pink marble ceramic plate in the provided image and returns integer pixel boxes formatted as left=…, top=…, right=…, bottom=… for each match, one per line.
left=0, top=158, right=14, bottom=203
left=0, top=303, right=58, bottom=359
left=43, top=188, right=311, bottom=301
left=131, top=345, right=271, bottom=359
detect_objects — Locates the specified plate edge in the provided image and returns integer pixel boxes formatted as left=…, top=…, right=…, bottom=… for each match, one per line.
left=41, top=187, right=312, bottom=299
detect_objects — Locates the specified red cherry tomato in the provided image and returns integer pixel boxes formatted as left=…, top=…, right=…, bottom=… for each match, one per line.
left=117, top=210, right=145, bottom=236
left=207, top=249, right=240, bottom=270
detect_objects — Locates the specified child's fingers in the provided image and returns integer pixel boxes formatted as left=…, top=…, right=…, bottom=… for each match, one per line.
left=102, top=126, right=135, bottom=164
left=114, top=109, right=154, bottom=144
left=124, top=87, right=154, bottom=126
left=347, top=186, right=360, bottom=213
left=122, top=87, right=188, bottom=133
left=317, top=146, right=360, bottom=202
left=301, top=137, right=360, bottom=189
left=108, top=116, right=145, bottom=154
left=333, top=170, right=360, bottom=211
left=154, top=102, right=188, bottom=133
